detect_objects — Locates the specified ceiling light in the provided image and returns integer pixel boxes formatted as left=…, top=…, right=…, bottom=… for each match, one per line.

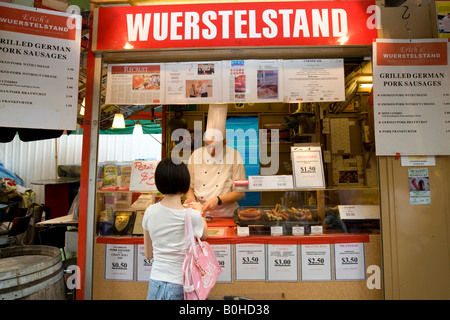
left=133, top=123, right=143, bottom=135
left=112, top=111, right=125, bottom=129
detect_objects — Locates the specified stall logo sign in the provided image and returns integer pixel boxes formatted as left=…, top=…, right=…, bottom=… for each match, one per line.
left=95, top=1, right=378, bottom=50
left=0, top=4, right=78, bottom=41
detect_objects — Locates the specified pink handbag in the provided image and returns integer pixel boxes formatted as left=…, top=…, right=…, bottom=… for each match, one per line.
left=183, top=208, right=221, bottom=300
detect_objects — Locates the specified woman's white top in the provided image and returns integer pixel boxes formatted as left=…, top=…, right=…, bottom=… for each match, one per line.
left=142, top=202, right=204, bottom=285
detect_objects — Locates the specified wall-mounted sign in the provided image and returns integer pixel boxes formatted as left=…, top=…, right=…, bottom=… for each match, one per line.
left=235, top=243, right=266, bottom=281
left=105, top=63, right=164, bottom=105
left=0, top=3, right=81, bottom=130
left=373, top=39, right=450, bottom=155
left=283, top=59, right=345, bottom=102
left=94, top=1, right=378, bottom=51
left=104, top=244, right=134, bottom=281
left=334, top=243, right=365, bottom=280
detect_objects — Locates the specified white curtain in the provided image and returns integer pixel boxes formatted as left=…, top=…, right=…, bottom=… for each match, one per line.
left=0, top=133, right=162, bottom=204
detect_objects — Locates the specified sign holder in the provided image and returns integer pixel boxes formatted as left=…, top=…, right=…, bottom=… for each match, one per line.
left=291, top=144, right=326, bottom=189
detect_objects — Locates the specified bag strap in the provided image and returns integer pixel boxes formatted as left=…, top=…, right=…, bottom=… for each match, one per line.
left=185, top=208, right=207, bottom=258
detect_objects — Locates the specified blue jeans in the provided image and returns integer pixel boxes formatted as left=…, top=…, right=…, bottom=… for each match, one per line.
left=147, top=279, right=184, bottom=300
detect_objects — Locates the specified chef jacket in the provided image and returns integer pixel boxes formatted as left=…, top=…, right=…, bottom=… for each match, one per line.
left=187, top=146, right=246, bottom=218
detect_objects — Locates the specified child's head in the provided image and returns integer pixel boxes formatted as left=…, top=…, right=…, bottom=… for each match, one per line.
left=155, top=157, right=190, bottom=195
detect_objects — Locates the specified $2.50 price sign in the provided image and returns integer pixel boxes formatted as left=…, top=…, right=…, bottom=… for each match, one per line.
left=300, top=244, right=332, bottom=281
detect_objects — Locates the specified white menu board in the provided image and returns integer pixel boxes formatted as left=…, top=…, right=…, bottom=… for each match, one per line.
left=300, top=244, right=332, bottom=281
left=334, top=243, right=366, bottom=280
left=106, top=63, right=164, bottom=105
left=165, top=61, right=222, bottom=104
left=211, top=244, right=232, bottom=283
left=373, top=39, right=450, bottom=155
left=267, top=244, right=298, bottom=281
left=283, top=59, right=345, bottom=102
left=0, top=3, right=81, bottom=130
left=291, top=146, right=326, bottom=189
left=222, top=60, right=283, bottom=103
left=235, top=243, right=266, bottom=281
left=136, top=244, right=153, bottom=282
left=248, top=175, right=293, bottom=190
left=104, top=244, right=135, bottom=281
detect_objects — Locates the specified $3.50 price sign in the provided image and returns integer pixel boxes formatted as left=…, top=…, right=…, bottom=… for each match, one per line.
left=334, top=243, right=365, bottom=280
left=235, top=244, right=266, bottom=281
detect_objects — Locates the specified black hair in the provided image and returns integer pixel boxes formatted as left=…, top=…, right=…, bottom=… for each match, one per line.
left=154, top=158, right=190, bottom=195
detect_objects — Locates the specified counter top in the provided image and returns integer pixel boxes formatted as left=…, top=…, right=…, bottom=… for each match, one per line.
left=96, top=218, right=371, bottom=245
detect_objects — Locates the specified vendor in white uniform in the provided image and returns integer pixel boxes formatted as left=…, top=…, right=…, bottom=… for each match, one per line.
left=185, top=104, right=246, bottom=218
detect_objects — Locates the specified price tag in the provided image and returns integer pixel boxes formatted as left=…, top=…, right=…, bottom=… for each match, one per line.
left=237, top=226, right=250, bottom=237
left=334, top=243, right=366, bottom=280
left=211, top=244, right=232, bottom=283
left=248, top=175, right=293, bottom=190
left=338, top=205, right=380, bottom=220
left=300, top=244, right=332, bottom=281
left=292, top=226, right=304, bottom=236
left=105, top=244, right=134, bottom=281
left=310, top=225, right=323, bottom=235
left=235, top=244, right=266, bottom=280
left=291, top=146, right=325, bottom=189
left=270, top=226, right=283, bottom=236
left=136, top=245, right=153, bottom=282
left=267, top=245, right=298, bottom=281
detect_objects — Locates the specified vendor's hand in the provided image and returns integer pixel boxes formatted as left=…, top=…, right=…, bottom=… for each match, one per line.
left=184, top=197, right=196, bottom=205
left=202, top=197, right=219, bottom=213
left=188, top=202, right=203, bottom=213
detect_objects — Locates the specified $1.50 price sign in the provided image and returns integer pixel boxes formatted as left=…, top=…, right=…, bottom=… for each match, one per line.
left=267, top=244, right=298, bottom=281
left=291, top=146, right=325, bottom=189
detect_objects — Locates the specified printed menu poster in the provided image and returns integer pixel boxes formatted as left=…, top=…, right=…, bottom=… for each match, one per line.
left=222, top=60, right=283, bottom=103
left=235, top=243, right=266, bottom=281
left=0, top=2, right=81, bottom=130
left=105, top=244, right=134, bottom=281
left=136, top=244, right=153, bottom=282
left=211, top=244, right=232, bottom=283
left=408, top=168, right=431, bottom=205
left=300, top=244, right=332, bottom=281
left=106, top=63, right=164, bottom=104
left=165, top=61, right=222, bottom=104
left=373, top=39, right=450, bottom=155
left=334, top=243, right=366, bottom=280
left=267, top=244, right=298, bottom=281
left=283, top=59, right=345, bottom=102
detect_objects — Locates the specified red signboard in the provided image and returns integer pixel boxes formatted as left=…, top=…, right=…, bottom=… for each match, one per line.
left=95, top=1, right=377, bottom=51
left=0, top=4, right=78, bottom=41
